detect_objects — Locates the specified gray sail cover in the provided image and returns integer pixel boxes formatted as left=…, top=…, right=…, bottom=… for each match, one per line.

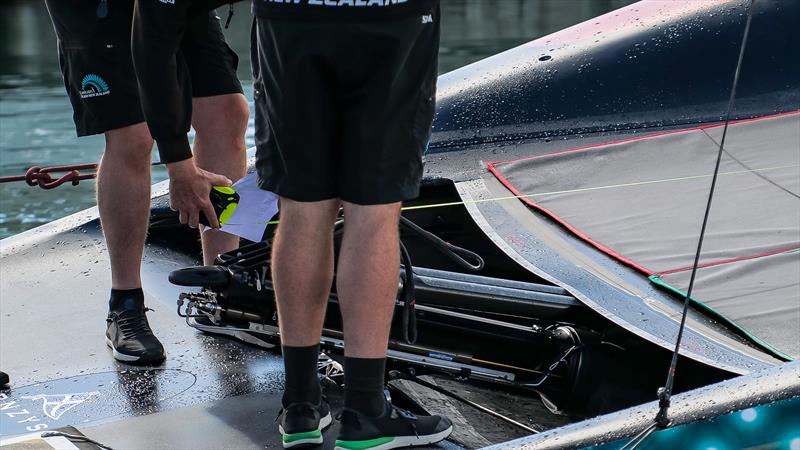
left=488, top=112, right=800, bottom=359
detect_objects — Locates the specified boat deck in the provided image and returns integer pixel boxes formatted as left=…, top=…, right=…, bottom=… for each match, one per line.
left=0, top=215, right=571, bottom=448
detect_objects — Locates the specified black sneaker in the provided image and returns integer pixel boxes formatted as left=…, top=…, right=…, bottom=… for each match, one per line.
left=188, top=316, right=277, bottom=349
left=105, top=307, right=166, bottom=364
left=335, top=402, right=453, bottom=450
left=278, top=401, right=332, bottom=448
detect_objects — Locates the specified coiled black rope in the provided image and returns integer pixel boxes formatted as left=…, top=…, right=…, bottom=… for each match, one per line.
left=396, top=216, right=486, bottom=343
left=399, top=216, right=485, bottom=272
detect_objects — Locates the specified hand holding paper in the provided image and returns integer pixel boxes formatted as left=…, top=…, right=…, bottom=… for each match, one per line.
left=203, top=172, right=279, bottom=242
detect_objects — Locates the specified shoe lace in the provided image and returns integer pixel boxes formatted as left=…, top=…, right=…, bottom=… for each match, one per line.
left=109, top=308, right=155, bottom=339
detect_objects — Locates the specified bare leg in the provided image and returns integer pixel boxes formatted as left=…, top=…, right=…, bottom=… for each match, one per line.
left=271, top=198, right=341, bottom=346
left=97, top=123, right=154, bottom=290
left=191, top=93, right=249, bottom=264
left=336, top=202, right=402, bottom=358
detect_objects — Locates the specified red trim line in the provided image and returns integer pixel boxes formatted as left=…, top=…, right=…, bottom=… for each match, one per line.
left=486, top=162, right=656, bottom=276
left=486, top=110, right=800, bottom=277
left=657, top=245, right=800, bottom=276
left=488, top=109, right=800, bottom=167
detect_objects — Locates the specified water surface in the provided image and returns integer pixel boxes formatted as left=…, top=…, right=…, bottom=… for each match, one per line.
left=0, top=0, right=633, bottom=238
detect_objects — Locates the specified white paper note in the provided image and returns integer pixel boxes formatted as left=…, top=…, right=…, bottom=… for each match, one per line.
left=206, top=172, right=279, bottom=242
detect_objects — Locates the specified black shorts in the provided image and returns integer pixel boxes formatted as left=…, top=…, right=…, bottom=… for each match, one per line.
left=252, top=8, right=440, bottom=205
left=45, top=1, right=242, bottom=137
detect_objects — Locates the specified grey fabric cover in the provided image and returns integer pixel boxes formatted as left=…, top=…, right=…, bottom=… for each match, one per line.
left=491, top=112, right=800, bottom=358
left=657, top=250, right=799, bottom=359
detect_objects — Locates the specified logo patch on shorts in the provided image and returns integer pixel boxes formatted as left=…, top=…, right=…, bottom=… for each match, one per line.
left=79, top=74, right=110, bottom=99
left=422, top=14, right=433, bottom=24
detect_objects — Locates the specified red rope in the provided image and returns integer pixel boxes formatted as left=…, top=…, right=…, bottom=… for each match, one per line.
left=0, top=163, right=98, bottom=190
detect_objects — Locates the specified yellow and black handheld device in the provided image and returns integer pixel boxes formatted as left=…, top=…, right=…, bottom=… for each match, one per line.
left=199, top=185, right=239, bottom=227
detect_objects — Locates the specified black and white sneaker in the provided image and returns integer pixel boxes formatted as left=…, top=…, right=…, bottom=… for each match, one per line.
left=335, top=402, right=453, bottom=450
left=187, top=316, right=277, bottom=349
left=105, top=307, right=166, bottom=364
left=278, top=401, right=333, bottom=448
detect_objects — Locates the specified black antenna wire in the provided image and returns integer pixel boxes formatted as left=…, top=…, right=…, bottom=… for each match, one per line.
left=621, top=1, right=756, bottom=448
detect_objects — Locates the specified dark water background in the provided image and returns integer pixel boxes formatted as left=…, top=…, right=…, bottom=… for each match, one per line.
left=0, top=0, right=633, bottom=239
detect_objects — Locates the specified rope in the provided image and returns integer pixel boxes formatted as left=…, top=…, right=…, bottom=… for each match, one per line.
left=400, top=216, right=484, bottom=271
left=388, top=370, right=541, bottom=434
left=225, top=163, right=796, bottom=228
left=404, top=164, right=797, bottom=211
left=0, top=162, right=164, bottom=190
left=701, top=129, right=800, bottom=200
left=0, top=163, right=98, bottom=190
left=622, top=0, right=756, bottom=446
left=396, top=216, right=486, bottom=343
left=399, top=240, right=418, bottom=344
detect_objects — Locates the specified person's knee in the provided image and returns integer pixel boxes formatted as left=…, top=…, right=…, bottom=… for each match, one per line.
left=103, top=122, right=154, bottom=167
left=193, top=94, right=249, bottom=141
left=342, top=202, right=401, bottom=228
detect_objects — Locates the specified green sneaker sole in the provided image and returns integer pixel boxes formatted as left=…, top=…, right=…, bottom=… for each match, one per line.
left=334, top=425, right=453, bottom=450
left=279, top=412, right=332, bottom=449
